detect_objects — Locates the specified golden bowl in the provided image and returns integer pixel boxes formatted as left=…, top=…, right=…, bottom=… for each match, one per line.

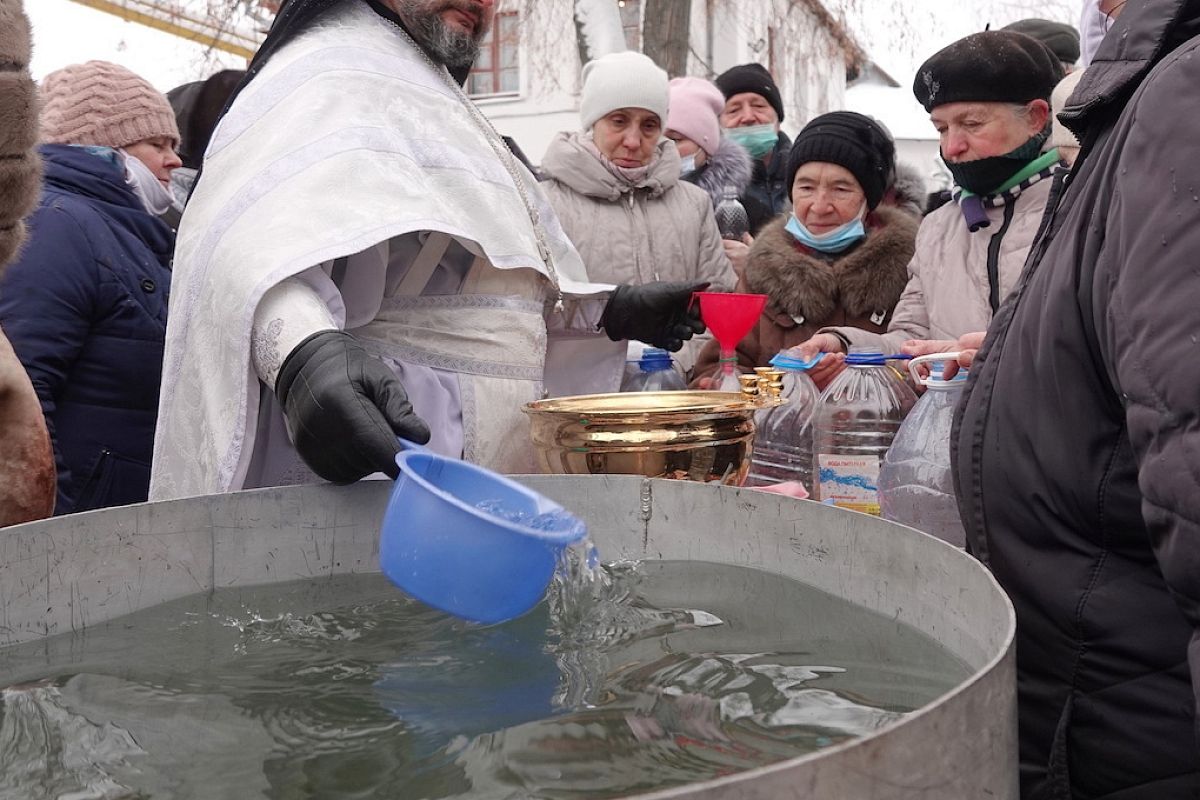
left=523, top=391, right=762, bottom=485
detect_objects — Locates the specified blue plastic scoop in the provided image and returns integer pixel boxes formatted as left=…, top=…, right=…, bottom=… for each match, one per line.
left=379, top=439, right=588, bottom=625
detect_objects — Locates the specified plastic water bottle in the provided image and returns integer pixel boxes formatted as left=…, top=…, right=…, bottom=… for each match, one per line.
left=714, top=185, right=750, bottom=241
left=744, top=353, right=820, bottom=495
left=813, top=347, right=917, bottom=514
left=879, top=356, right=968, bottom=547
left=621, top=347, right=687, bottom=392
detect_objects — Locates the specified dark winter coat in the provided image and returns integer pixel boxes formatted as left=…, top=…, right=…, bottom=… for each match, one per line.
left=684, top=135, right=753, bottom=209
left=0, top=145, right=174, bottom=514
left=742, top=131, right=792, bottom=235
left=954, top=1, right=1200, bottom=796
left=691, top=205, right=917, bottom=384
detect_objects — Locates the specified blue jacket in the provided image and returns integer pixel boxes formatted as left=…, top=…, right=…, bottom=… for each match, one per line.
left=0, top=145, right=174, bottom=514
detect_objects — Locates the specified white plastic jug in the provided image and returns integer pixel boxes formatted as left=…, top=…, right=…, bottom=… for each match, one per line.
left=621, top=347, right=687, bottom=392
left=814, top=348, right=916, bottom=514
left=745, top=353, right=820, bottom=495
left=878, top=353, right=968, bottom=547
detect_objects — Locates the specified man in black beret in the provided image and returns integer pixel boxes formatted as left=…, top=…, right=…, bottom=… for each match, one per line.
left=714, top=63, right=791, bottom=236
left=1003, top=17, right=1082, bottom=71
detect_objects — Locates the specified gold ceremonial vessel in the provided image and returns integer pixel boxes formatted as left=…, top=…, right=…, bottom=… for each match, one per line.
left=523, top=384, right=786, bottom=485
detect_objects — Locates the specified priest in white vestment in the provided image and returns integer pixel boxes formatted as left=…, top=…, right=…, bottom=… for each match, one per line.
left=150, top=0, right=706, bottom=500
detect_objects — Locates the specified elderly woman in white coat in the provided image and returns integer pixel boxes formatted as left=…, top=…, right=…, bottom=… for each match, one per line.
left=540, top=52, right=735, bottom=375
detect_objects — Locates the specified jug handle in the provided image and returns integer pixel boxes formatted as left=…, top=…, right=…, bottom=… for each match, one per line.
left=907, top=352, right=962, bottom=387
left=397, top=438, right=433, bottom=454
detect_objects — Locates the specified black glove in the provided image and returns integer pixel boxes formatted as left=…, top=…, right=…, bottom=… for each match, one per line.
left=275, top=330, right=431, bottom=483
left=599, top=281, right=708, bottom=352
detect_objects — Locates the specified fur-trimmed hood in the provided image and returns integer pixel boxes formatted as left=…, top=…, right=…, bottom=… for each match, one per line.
left=0, top=0, right=41, bottom=273
left=744, top=205, right=918, bottom=325
left=686, top=135, right=754, bottom=208
left=887, top=161, right=927, bottom=218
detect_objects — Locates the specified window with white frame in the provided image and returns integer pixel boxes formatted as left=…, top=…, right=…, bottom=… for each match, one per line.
left=468, top=11, right=520, bottom=97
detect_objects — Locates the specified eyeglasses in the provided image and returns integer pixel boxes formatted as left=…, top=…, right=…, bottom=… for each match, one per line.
left=1102, top=1, right=1128, bottom=33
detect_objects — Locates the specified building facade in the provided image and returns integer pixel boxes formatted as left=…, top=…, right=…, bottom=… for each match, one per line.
left=474, top=0, right=863, bottom=163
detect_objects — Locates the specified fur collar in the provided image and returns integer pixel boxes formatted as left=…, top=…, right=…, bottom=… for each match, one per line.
left=744, top=205, right=918, bottom=325
left=888, top=161, right=927, bottom=218
left=687, top=136, right=753, bottom=208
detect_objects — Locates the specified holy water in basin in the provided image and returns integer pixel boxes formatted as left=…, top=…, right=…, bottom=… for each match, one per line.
left=0, top=477, right=1018, bottom=798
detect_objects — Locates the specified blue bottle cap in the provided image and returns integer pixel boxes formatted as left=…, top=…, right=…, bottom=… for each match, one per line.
left=639, top=347, right=674, bottom=372
left=769, top=352, right=822, bottom=371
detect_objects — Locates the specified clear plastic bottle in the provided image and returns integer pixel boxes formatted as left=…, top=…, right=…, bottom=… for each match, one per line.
left=714, top=185, right=750, bottom=241
left=745, top=353, right=821, bottom=494
left=813, top=347, right=917, bottom=514
left=879, top=358, right=968, bottom=547
left=621, top=347, right=687, bottom=392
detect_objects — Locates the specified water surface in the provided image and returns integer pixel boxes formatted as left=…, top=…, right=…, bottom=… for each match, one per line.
left=0, top=561, right=970, bottom=799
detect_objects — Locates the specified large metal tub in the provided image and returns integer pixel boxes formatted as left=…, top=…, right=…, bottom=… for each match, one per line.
left=0, top=477, right=1016, bottom=798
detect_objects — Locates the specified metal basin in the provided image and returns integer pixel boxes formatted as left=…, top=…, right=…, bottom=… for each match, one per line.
left=524, top=391, right=759, bottom=485
left=0, top=477, right=1016, bottom=798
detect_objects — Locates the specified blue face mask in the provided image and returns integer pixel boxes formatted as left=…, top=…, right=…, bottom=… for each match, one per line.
left=679, top=153, right=697, bottom=176
left=784, top=206, right=868, bottom=253
left=727, top=123, right=778, bottom=159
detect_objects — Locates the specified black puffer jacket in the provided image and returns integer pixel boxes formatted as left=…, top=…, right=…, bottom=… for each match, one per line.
left=954, top=1, right=1200, bottom=797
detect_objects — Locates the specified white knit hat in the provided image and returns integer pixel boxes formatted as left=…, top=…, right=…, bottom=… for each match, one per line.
left=1048, top=69, right=1084, bottom=151
left=579, top=51, right=669, bottom=130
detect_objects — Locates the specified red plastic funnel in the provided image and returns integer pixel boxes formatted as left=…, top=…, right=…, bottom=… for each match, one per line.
left=696, top=292, right=767, bottom=351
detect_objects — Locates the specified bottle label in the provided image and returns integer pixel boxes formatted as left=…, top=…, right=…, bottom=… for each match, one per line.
left=818, top=454, right=881, bottom=515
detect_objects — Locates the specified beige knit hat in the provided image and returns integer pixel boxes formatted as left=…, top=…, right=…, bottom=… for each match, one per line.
left=39, top=60, right=179, bottom=149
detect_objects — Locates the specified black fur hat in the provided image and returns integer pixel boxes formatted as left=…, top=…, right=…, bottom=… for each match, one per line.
left=913, top=30, right=1064, bottom=113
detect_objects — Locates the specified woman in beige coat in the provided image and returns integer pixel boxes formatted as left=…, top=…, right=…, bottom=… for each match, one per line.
left=0, top=0, right=55, bottom=523
left=540, top=52, right=734, bottom=374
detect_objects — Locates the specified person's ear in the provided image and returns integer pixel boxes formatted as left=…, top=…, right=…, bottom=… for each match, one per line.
left=1028, top=99, right=1052, bottom=133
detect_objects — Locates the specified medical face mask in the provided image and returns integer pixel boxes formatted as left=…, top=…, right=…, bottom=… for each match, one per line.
left=727, top=123, right=778, bottom=159
left=679, top=153, right=697, bottom=176
left=121, top=149, right=177, bottom=216
left=784, top=203, right=868, bottom=254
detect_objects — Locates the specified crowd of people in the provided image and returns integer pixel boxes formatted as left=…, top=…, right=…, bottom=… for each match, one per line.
left=2, top=0, right=1199, bottom=795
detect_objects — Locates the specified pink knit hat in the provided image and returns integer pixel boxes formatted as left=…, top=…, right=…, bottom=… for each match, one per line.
left=39, top=61, right=179, bottom=149
left=666, top=77, right=725, bottom=157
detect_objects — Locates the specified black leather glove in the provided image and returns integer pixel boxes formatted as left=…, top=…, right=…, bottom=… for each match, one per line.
left=275, top=330, right=431, bottom=483
left=599, top=281, right=708, bottom=352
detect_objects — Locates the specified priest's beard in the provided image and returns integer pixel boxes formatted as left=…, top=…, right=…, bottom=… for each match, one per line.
left=391, top=0, right=491, bottom=69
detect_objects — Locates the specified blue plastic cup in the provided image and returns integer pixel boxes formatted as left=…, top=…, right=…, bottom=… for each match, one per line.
left=380, top=440, right=588, bottom=624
